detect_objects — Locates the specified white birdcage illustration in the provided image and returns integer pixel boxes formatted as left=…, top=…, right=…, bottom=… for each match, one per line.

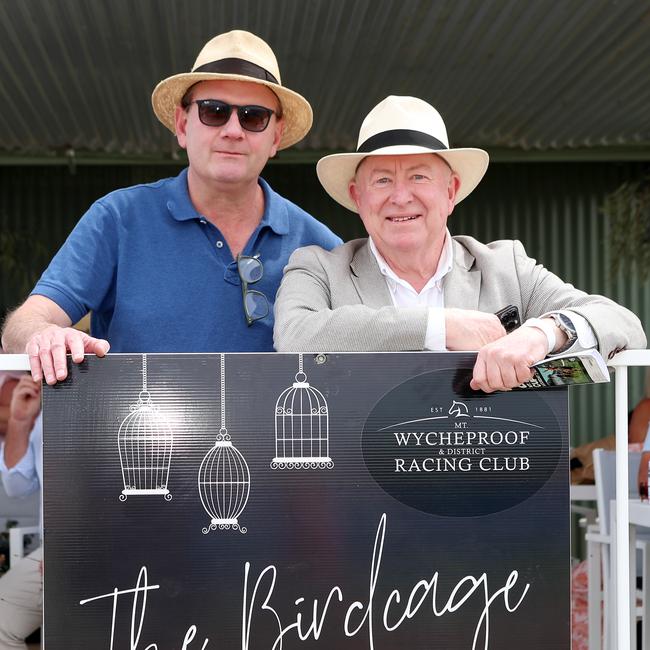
left=272, top=354, right=332, bottom=470
left=118, top=355, right=173, bottom=501
left=198, top=354, right=250, bottom=534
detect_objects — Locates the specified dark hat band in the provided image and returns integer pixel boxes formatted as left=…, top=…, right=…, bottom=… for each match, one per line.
left=193, top=57, right=279, bottom=84
left=357, top=129, right=447, bottom=153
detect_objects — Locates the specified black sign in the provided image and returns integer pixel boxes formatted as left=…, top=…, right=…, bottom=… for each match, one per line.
left=43, top=353, right=569, bottom=649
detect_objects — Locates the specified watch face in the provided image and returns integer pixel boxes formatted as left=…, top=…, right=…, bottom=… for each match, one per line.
left=553, top=313, right=577, bottom=351
left=557, top=314, right=577, bottom=336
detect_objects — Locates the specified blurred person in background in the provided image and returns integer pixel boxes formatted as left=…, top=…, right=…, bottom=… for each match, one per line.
left=0, top=374, right=42, bottom=650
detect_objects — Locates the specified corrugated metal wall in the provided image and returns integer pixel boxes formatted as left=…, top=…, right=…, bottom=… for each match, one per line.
left=2, top=0, right=650, bottom=155
left=1, top=161, right=648, bottom=444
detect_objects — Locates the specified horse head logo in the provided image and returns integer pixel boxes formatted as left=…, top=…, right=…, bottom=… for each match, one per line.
left=448, top=400, right=469, bottom=418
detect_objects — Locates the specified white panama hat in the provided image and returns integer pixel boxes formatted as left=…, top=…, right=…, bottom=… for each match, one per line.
left=152, top=30, right=313, bottom=150
left=317, top=95, right=489, bottom=212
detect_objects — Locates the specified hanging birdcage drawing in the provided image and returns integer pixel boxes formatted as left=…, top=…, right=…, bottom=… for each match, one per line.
left=272, top=354, right=332, bottom=470
left=198, top=354, right=250, bottom=534
left=118, top=355, right=173, bottom=501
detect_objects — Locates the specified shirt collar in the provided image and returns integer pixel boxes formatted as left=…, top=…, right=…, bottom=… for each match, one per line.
left=166, top=168, right=201, bottom=222
left=368, top=229, right=454, bottom=293
left=166, top=169, right=290, bottom=236
left=257, top=177, right=290, bottom=235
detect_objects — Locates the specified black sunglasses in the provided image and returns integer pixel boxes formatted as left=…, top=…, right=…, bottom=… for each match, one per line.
left=236, top=254, right=269, bottom=326
left=189, top=99, right=277, bottom=132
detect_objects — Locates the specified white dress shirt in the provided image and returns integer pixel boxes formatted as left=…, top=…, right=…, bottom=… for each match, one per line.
left=0, top=412, right=42, bottom=529
left=368, top=232, right=452, bottom=350
left=368, top=232, right=597, bottom=353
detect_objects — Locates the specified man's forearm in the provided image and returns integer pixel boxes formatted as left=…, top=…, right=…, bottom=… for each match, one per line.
left=1, top=296, right=72, bottom=353
left=3, top=416, right=32, bottom=468
left=2, top=309, right=46, bottom=353
left=0, top=406, right=9, bottom=438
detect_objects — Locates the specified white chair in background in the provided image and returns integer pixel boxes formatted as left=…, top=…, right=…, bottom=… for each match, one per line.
left=586, top=449, right=650, bottom=650
left=8, top=525, right=39, bottom=566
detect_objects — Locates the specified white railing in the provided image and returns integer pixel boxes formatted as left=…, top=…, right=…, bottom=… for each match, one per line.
left=1, top=349, right=647, bottom=648
left=0, top=354, right=30, bottom=371
left=607, top=350, right=650, bottom=650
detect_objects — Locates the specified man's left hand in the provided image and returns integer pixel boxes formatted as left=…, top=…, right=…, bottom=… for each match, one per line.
left=470, top=326, right=549, bottom=393
left=9, top=376, right=42, bottom=424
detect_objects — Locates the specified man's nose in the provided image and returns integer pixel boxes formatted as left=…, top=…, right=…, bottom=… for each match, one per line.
left=220, top=108, right=244, bottom=138
left=389, top=180, right=413, bottom=204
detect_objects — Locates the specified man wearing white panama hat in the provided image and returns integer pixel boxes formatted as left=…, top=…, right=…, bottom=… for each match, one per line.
left=2, top=30, right=340, bottom=384
left=274, top=96, right=645, bottom=392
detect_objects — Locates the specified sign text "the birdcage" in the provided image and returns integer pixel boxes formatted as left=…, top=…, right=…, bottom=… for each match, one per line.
left=242, top=513, right=530, bottom=650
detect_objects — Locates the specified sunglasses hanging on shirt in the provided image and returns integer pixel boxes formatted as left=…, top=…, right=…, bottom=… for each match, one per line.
left=237, top=254, right=269, bottom=326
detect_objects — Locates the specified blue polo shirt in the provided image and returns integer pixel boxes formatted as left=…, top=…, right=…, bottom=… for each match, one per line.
left=32, top=169, right=341, bottom=352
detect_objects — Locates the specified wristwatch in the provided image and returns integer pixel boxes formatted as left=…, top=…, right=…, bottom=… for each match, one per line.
left=550, top=313, right=578, bottom=353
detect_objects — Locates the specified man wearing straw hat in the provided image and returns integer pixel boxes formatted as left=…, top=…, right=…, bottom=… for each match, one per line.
left=274, top=96, right=645, bottom=392
left=1, top=30, right=340, bottom=385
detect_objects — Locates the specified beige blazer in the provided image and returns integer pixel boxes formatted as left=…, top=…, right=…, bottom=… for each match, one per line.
left=273, top=236, right=646, bottom=357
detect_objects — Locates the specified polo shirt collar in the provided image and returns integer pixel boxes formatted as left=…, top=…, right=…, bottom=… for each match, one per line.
left=258, top=177, right=290, bottom=235
left=166, top=168, right=202, bottom=222
left=166, top=169, right=290, bottom=235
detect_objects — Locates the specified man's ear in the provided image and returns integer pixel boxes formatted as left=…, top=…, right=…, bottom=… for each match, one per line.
left=447, top=172, right=461, bottom=213
left=349, top=180, right=361, bottom=211
left=174, top=106, right=188, bottom=149
left=269, top=117, right=285, bottom=158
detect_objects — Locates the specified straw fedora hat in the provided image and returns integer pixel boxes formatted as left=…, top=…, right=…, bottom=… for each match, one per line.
left=317, top=96, right=489, bottom=212
left=152, top=30, right=313, bottom=150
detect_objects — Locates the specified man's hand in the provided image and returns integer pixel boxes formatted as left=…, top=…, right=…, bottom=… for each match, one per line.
left=445, top=308, right=506, bottom=350
left=470, top=326, right=549, bottom=393
left=2, top=295, right=110, bottom=384
left=9, top=376, right=42, bottom=424
left=5, top=376, right=41, bottom=469
left=26, top=326, right=110, bottom=385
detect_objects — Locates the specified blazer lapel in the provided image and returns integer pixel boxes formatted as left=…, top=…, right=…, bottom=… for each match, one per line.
left=443, top=239, right=481, bottom=310
left=349, top=241, right=394, bottom=308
